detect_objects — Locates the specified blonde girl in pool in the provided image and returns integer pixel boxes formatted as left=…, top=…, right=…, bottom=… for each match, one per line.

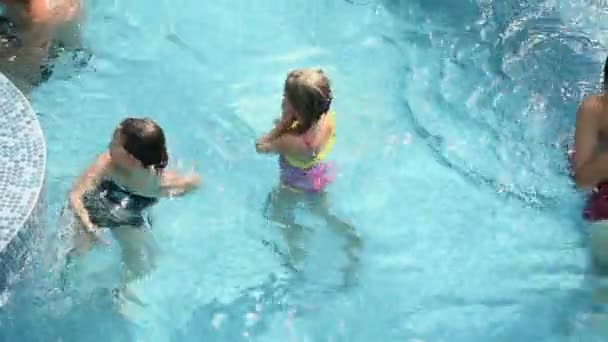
left=256, top=68, right=362, bottom=287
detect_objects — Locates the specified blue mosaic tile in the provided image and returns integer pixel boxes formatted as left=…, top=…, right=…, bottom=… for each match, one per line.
left=0, top=72, right=46, bottom=291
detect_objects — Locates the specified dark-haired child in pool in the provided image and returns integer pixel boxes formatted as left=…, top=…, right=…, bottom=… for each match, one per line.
left=65, top=117, right=200, bottom=297
left=256, top=68, right=362, bottom=287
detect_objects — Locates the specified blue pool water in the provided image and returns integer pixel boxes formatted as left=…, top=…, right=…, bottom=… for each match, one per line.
left=2, top=0, right=608, bottom=340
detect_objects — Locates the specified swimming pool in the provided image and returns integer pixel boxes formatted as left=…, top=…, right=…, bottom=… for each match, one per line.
left=1, top=0, right=607, bottom=340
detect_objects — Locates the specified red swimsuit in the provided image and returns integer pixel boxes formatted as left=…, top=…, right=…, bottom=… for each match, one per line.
left=569, top=150, right=608, bottom=221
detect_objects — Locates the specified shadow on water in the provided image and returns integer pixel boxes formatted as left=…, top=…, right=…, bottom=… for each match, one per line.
left=171, top=273, right=293, bottom=341
left=173, top=189, right=364, bottom=341
left=171, top=270, right=365, bottom=341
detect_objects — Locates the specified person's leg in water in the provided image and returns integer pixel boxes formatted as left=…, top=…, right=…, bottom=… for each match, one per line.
left=588, top=221, right=608, bottom=331
left=56, top=207, right=95, bottom=290
left=110, top=225, right=159, bottom=307
left=310, top=192, right=363, bottom=288
left=264, top=185, right=362, bottom=287
left=264, top=186, right=310, bottom=268
left=590, top=222, right=608, bottom=288
left=56, top=207, right=154, bottom=310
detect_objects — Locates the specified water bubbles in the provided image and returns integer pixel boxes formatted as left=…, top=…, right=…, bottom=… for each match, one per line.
left=244, top=311, right=260, bottom=326
left=403, top=133, right=413, bottom=145
left=211, top=312, right=227, bottom=330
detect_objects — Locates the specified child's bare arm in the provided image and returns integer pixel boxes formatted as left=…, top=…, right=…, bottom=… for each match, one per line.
left=255, top=133, right=311, bottom=157
left=573, top=97, right=608, bottom=189
left=159, top=171, right=201, bottom=197
left=259, top=114, right=296, bottom=142
left=256, top=112, right=299, bottom=154
left=69, top=153, right=111, bottom=232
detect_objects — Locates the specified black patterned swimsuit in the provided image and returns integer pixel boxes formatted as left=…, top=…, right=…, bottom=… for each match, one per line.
left=83, top=178, right=158, bottom=228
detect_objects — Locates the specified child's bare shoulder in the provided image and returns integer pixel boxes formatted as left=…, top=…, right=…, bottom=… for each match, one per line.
left=309, top=115, right=334, bottom=150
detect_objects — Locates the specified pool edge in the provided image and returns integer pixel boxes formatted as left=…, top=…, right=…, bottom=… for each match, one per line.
left=0, top=71, right=47, bottom=295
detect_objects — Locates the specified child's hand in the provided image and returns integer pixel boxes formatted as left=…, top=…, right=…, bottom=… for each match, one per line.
left=160, top=170, right=200, bottom=197
left=185, top=174, right=201, bottom=188
left=255, top=138, right=272, bottom=153
left=87, top=225, right=111, bottom=245
left=76, top=212, right=109, bottom=245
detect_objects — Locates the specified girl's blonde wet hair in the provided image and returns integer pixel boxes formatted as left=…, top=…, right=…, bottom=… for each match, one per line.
left=284, top=68, right=333, bottom=132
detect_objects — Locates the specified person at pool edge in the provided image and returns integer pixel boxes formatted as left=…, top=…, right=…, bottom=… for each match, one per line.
left=0, top=0, right=84, bottom=93
left=256, top=68, right=362, bottom=287
left=64, top=117, right=200, bottom=302
left=571, top=56, right=608, bottom=274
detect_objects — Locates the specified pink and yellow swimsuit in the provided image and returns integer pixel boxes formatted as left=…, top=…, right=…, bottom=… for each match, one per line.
left=279, top=111, right=336, bottom=193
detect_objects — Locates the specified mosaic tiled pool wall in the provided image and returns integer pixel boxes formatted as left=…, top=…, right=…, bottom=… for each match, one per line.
left=0, top=72, right=46, bottom=292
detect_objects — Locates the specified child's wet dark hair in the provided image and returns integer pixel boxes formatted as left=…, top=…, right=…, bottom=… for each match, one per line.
left=117, top=118, right=168, bottom=170
left=284, top=68, right=333, bottom=133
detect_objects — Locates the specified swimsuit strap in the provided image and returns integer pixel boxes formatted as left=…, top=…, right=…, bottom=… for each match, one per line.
left=283, top=111, right=336, bottom=169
